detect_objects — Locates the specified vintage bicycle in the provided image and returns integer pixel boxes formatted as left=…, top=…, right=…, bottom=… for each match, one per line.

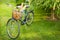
left=6, top=3, right=34, bottom=39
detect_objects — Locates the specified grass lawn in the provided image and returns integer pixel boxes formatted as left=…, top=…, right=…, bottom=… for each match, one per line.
left=0, top=4, right=60, bottom=40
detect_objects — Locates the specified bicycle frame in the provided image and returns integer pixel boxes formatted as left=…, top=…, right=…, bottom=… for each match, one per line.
left=6, top=0, right=34, bottom=39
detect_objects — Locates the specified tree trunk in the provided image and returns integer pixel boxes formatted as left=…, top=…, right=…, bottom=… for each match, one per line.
left=50, top=10, right=57, bottom=20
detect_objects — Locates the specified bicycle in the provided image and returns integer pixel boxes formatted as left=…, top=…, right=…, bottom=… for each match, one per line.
left=6, top=3, right=34, bottom=39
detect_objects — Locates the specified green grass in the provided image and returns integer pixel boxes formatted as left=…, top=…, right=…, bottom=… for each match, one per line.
left=0, top=4, right=60, bottom=40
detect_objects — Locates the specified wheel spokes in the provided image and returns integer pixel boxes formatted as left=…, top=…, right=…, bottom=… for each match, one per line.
left=26, top=13, right=33, bottom=25
left=7, top=20, right=19, bottom=38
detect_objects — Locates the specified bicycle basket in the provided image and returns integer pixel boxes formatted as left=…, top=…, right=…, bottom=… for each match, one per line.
left=12, top=10, right=21, bottom=20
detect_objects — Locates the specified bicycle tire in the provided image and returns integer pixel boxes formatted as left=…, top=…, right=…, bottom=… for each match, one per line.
left=26, top=10, right=34, bottom=25
left=6, top=18, right=20, bottom=39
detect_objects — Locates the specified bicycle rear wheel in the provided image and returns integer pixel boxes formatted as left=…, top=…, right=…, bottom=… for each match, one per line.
left=26, top=11, right=34, bottom=25
left=6, top=18, right=20, bottom=39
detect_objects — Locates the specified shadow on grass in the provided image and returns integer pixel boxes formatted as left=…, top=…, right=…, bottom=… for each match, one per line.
left=0, top=17, right=60, bottom=40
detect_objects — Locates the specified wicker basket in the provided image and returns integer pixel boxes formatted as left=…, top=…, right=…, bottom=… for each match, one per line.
left=12, top=10, right=21, bottom=20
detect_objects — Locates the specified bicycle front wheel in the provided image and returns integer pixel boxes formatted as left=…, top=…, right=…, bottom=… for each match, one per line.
left=6, top=18, right=20, bottom=39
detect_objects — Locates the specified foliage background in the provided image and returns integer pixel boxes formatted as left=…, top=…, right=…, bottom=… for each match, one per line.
left=0, top=0, right=60, bottom=40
